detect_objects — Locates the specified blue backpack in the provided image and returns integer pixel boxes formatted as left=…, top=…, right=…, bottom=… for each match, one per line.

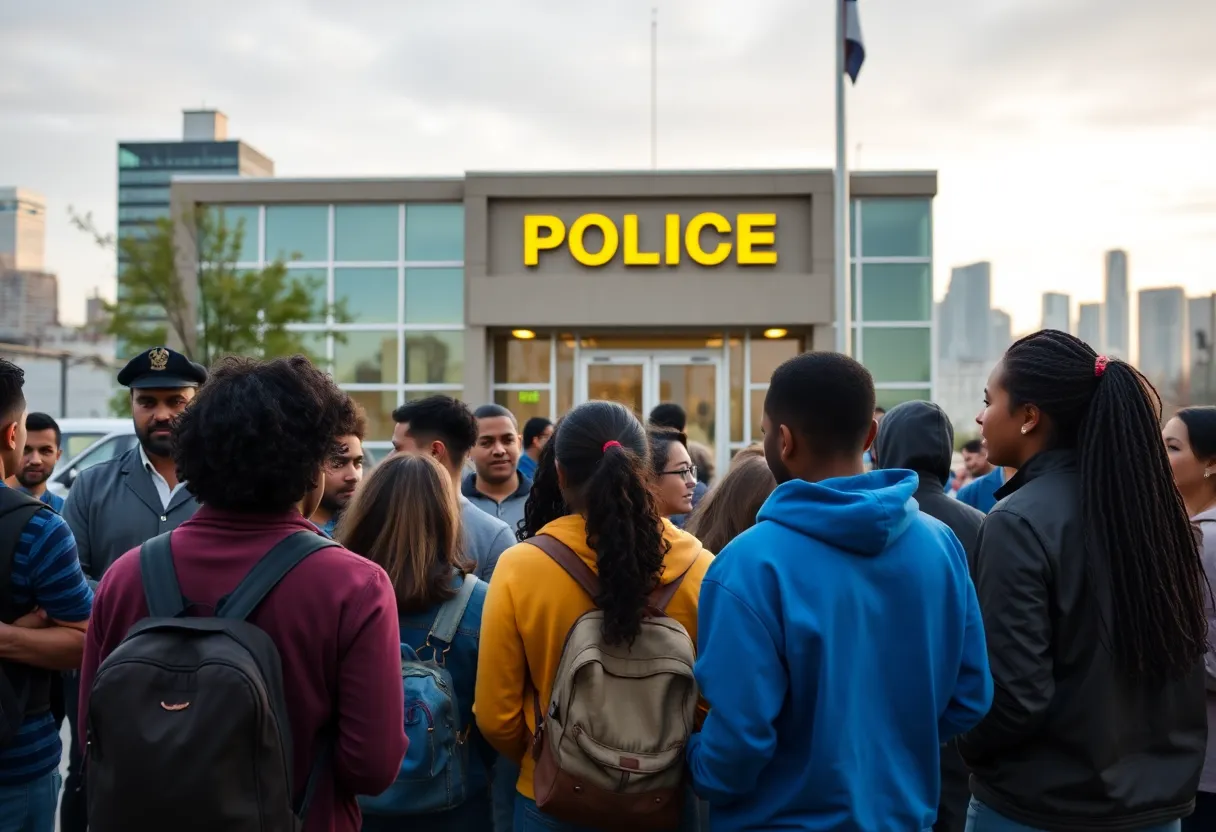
left=359, top=573, right=479, bottom=816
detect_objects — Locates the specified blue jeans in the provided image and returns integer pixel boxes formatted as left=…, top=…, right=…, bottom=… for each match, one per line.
left=513, top=791, right=699, bottom=832
left=0, top=770, right=62, bottom=832
left=965, top=799, right=1181, bottom=832
left=493, top=759, right=520, bottom=832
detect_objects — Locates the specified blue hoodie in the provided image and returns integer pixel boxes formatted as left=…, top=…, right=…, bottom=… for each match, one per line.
left=686, top=469, right=992, bottom=831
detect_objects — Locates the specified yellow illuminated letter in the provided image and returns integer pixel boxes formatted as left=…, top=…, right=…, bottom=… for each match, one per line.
left=523, top=215, right=566, bottom=266
left=736, top=213, right=777, bottom=265
left=684, top=213, right=732, bottom=266
left=622, top=214, right=660, bottom=266
left=568, top=214, right=620, bottom=267
left=664, top=214, right=681, bottom=265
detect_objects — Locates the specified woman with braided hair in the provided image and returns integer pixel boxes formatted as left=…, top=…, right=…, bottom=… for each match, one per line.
left=959, top=329, right=1208, bottom=832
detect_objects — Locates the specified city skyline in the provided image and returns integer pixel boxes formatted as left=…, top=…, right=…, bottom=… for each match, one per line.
left=2, top=0, right=1213, bottom=332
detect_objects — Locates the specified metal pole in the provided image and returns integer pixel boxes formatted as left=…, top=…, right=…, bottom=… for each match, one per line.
left=650, top=7, right=658, bottom=170
left=1209, top=293, right=1216, bottom=404
left=59, top=354, right=69, bottom=417
left=833, top=0, right=852, bottom=355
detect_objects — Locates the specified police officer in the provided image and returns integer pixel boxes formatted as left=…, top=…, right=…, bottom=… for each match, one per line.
left=59, top=345, right=206, bottom=832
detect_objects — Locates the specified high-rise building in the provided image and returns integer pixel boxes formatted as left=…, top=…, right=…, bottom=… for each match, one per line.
left=939, top=262, right=992, bottom=362
left=1189, top=294, right=1216, bottom=405
left=1103, top=250, right=1129, bottom=359
left=990, top=308, right=1013, bottom=359
left=0, top=187, right=46, bottom=272
left=0, top=269, right=59, bottom=341
left=1138, top=287, right=1189, bottom=408
left=1041, top=292, right=1071, bottom=334
left=1077, top=302, right=1102, bottom=348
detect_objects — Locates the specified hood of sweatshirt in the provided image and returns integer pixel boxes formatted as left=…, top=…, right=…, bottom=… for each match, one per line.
left=533, top=514, right=708, bottom=583
left=871, top=400, right=954, bottom=489
left=755, top=468, right=919, bottom=557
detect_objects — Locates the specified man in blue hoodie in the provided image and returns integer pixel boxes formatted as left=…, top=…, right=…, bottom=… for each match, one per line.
left=687, top=352, right=993, bottom=831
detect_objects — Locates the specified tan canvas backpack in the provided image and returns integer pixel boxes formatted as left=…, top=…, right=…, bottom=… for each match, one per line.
left=526, top=534, right=698, bottom=831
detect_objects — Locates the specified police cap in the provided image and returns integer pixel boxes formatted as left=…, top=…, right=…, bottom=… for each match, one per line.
left=117, top=346, right=208, bottom=390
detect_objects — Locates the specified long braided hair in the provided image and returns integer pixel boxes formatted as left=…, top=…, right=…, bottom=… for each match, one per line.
left=1003, top=329, right=1208, bottom=685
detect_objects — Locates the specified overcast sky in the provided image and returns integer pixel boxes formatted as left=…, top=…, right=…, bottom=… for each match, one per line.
left=1, top=0, right=1213, bottom=333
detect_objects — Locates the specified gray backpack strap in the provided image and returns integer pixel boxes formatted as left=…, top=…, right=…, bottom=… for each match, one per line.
left=428, top=573, right=478, bottom=645
left=140, top=532, right=186, bottom=619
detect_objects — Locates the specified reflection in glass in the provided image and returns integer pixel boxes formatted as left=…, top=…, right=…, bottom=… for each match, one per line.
left=495, top=389, right=552, bottom=425
left=586, top=364, right=645, bottom=420
left=749, top=389, right=767, bottom=442
left=404, top=331, right=464, bottom=385
left=859, top=199, right=931, bottom=258
left=405, top=269, right=463, bottom=324
left=402, top=388, right=464, bottom=404
left=347, top=389, right=400, bottom=442
left=405, top=204, right=464, bottom=262
left=859, top=264, right=932, bottom=322
left=334, top=268, right=398, bottom=324
left=749, top=337, right=801, bottom=385
left=556, top=336, right=575, bottom=417
left=285, top=268, right=328, bottom=323
left=493, top=335, right=550, bottom=384
left=335, top=205, right=399, bottom=262
left=214, top=205, right=260, bottom=263
left=657, top=363, right=716, bottom=462
left=729, top=337, right=744, bottom=443
left=334, top=332, right=400, bottom=385
left=287, top=330, right=330, bottom=371
left=266, top=205, right=328, bottom=262
left=861, top=328, right=932, bottom=383
left=876, top=388, right=932, bottom=411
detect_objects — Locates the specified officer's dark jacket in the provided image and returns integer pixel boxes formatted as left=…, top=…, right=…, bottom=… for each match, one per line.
left=61, top=445, right=198, bottom=581
left=959, top=449, right=1206, bottom=830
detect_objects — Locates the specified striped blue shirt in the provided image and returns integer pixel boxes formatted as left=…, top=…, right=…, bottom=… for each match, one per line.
left=0, top=482, right=93, bottom=785
left=16, top=487, right=65, bottom=515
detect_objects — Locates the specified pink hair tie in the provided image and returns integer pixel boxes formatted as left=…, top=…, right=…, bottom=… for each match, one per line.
left=1094, top=355, right=1109, bottom=378
left=602, top=440, right=622, bottom=453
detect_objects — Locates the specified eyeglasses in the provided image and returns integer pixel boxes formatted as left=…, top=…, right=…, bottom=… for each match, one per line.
left=661, top=465, right=697, bottom=482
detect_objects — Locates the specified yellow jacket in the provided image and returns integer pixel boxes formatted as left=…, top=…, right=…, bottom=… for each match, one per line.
left=474, top=514, right=714, bottom=799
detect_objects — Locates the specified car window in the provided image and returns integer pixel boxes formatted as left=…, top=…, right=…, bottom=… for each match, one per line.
left=63, top=433, right=110, bottom=460
left=72, top=435, right=138, bottom=474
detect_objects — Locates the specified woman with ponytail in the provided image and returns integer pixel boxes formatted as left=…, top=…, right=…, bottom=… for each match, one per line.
left=475, top=401, right=714, bottom=831
left=959, top=330, right=1208, bottom=831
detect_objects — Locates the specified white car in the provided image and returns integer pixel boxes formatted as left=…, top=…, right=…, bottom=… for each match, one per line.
left=46, top=424, right=138, bottom=499
left=53, top=418, right=132, bottom=472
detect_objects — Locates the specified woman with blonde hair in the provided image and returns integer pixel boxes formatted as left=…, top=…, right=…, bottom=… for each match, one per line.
left=684, top=446, right=777, bottom=554
left=336, top=452, right=493, bottom=831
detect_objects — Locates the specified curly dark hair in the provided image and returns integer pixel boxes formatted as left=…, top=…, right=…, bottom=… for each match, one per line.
left=174, top=354, right=357, bottom=513
left=1002, top=329, right=1208, bottom=685
left=521, top=401, right=668, bottom=646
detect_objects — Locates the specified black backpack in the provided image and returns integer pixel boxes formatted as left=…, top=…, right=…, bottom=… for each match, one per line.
left=86, top=529, right=338, bottom=832
left=0, top=488, right=53, bottom=747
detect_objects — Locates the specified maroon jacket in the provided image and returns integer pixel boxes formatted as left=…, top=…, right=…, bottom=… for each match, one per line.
left=78, top=506, right=408, bottom=832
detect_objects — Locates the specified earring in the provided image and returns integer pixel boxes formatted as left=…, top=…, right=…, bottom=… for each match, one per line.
left=1206, top=471, right=1212, bottom=479
left=1021, top=426, right=1029, bottom=435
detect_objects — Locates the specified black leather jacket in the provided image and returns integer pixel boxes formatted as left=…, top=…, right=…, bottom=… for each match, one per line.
left=959, top=449, right=1206, bottom=831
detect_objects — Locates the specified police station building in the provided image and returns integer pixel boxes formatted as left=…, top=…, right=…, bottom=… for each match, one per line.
left=171, top=169, right=937, bottom=469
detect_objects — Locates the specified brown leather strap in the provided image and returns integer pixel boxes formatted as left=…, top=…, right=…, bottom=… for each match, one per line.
left=648, top=562, right=694, bottom=613
left=528, top=534, right=601, bottom=599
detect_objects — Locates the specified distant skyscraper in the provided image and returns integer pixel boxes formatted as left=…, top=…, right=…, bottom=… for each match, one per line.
left=939, top=262, right=993, bottom=362
left=1041, top=292, right=1071, bottom=334
left=0, top=269, right=58, bottom=341
left=0, top=187, right=46, bottom=272
left=1103, top=250, right=1129, bottom=359
left=1138, top=287, right=1189, bottom=407
left=990, top=308, right=1013, bottom=359
left=1078, top=302, right=1102, bottom=348
left=1189, top=294, right=1215, bottom=404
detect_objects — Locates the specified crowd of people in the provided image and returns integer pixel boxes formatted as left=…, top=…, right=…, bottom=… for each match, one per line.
left=0, top=328, right=1214, bottom=832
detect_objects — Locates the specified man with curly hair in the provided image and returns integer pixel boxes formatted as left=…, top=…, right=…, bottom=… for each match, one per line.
left=77, top=355, right=407, bottom=832
left=310, top=400, right=367, bottom=537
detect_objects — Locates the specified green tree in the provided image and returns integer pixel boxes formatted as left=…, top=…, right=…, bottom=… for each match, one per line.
left=71, top=206, right=347, bottom=414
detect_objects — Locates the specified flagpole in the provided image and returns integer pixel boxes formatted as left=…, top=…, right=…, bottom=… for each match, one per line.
left=833, top=0, right=852, bottom=355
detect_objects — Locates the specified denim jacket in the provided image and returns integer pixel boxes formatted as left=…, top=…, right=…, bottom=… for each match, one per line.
left=397, top=572, right=492, bottom=797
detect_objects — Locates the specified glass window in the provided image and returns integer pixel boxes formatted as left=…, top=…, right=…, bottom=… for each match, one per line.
left=214, top=206, right=260, bottom=264
left=750, top=337, right=801, bottom=385
left=556, top=336, right=575, bottom=417
left=749, top=388, right=768, bottom=442
left=117, top=206, right=170, bottom=223
left=495, top=389, right=552, bottom=426
left=334, top=204, right=399, bottom=262
left=334, top=267, right=398, bottom=324
left=118, top=187, right=171, bottom=204
left=334, top=331, right=400, bottom=385
left=858, top=199, right=931, bottom=258
left=277, top=329, right=329, bottom=370
left=266, top=205, right=328, bottom=262
left=402, top=388, right=464, bottom=404
left=859, top=263, right=932, bottom=322
left=493, top=335, right=550, bottom=384
left=118, top=170, right=173, bottom=185
left=405, top=268, right=463, bottom=324
left=285, top=268, right=328, bottom=324
left=729, top=337, right=744, bottom=443
left=875, top=388, right=932, bottom=411
left=861, top=327, right=932, bottom=383
left=404, top=331, right=463, bottom=385
left=405, top=204, right=464, bottom=262
left=347, top=390, right=400, bottom=443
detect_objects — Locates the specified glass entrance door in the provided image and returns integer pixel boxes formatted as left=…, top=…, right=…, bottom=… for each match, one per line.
left=577, top=350, right=725, bottom=478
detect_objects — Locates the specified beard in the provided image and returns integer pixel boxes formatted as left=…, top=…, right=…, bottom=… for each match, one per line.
left=136, top=419, right=174, bottom=458
left=320, top=490, right=353, bottom=514
left=16, top=466, right=47, bottom=489
left=478, top=459, right=516, bottom=486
